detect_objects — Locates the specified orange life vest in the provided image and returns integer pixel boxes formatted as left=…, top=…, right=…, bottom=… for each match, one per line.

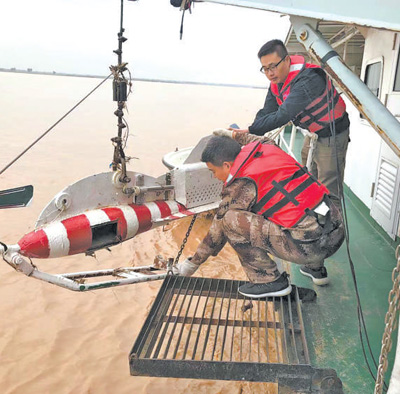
left=270, top=55, right=346, bottom=133
left=226, top=141, right=330, bottom=227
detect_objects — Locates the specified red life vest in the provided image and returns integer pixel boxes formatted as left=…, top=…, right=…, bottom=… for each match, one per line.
left=226, top=141, right=330, bottom=228
left=270, top=55, right=346, bottom=133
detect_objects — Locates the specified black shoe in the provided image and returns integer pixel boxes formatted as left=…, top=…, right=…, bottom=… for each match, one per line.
left=300, top=266, right=329, bottom=285
left=238, top=272, right=292, bottom=298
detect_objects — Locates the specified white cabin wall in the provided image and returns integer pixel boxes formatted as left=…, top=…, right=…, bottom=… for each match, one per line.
left=344, top=29, right=396, bottom=209
left=344, top=98, right=380, bottom=208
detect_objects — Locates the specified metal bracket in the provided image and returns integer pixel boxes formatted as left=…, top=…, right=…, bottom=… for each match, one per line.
left=290, top=15, right=400, bottom=158
left=2, top=250, right=168, bottom=292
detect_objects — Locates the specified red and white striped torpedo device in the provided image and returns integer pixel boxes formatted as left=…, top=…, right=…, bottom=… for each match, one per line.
left=0, top=137, right=222, bottom=291
left=0, top=4, right=222, bottom=292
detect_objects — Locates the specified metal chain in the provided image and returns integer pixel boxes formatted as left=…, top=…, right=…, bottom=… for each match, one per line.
left=374, top=245, right=400, bottom=394
left=173, top=214, right=198, bottom=266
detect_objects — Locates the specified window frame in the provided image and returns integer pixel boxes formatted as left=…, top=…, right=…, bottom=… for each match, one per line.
left=363, top=57, right=384, bottom=100
left=360, top=56, right=384, bottom=122
left=391, top=33, right=400, bottom=94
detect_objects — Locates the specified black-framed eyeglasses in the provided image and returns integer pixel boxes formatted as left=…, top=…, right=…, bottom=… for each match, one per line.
left=260, top=55, right=287, bottom=74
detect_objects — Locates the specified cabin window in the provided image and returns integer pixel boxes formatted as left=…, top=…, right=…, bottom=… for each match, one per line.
left=394, top=51, right=400, bottom=91
left=364, top=62, right=382, bottom=97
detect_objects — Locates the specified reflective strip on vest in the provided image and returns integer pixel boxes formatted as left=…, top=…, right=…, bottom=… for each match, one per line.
left=270, top=55, right=346, bottom=133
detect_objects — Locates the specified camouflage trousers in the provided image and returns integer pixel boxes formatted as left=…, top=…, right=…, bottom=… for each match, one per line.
left=221, top=199, right=344, bottom=283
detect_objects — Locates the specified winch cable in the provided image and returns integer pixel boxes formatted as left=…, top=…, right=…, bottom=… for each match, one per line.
left=326, top=78, right=380, bottom=386
left=179, top=7, right=186, bottom=40
left=326, top=78, right=388, bottom=391
left=1, top=0, right=135, bottom=179
left=179, top=0, right=192, bottom=40
left=0, top=73, right=112, bottom=177
left=110, top=0, right=133, bottom=185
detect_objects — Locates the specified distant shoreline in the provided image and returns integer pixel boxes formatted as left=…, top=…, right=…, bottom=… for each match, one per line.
left=0, top=68, right=266, bottom=90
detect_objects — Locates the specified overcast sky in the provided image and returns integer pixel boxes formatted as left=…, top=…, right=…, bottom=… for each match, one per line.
left=0, top=0, right=290, bottom=85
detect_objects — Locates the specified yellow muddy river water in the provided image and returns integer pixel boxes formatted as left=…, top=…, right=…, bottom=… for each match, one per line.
left=0, top=72, right=278, bottom=393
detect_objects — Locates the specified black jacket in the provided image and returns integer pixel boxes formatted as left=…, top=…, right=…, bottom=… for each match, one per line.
left=248, top=68, right=349, bottom=137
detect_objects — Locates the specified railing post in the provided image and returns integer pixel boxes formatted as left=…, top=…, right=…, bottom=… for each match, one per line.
left=289, top=124, right=297, bottom=155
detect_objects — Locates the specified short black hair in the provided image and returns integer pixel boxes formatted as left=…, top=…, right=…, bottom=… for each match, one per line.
left=258, top=39, right=288, bottom=59
left=201, top=136, right=241, bottom=166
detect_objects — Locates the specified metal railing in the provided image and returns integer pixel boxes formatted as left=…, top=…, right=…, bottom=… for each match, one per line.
left=267, top=123, right=317, bottom=170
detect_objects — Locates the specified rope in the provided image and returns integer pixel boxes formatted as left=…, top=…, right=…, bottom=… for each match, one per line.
left=326, top=77, right=388, bottom=391
left=264, top=124, right=288, bottom=141
left=0, top=73, right=112, bottom=177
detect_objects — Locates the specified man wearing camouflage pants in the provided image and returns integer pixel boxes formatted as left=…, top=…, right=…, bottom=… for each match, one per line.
left=173, top=131, right=344, bottom=298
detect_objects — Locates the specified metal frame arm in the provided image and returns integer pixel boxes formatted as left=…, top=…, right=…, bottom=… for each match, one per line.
left=2, top=250, right=167, bottom=292
left=290, top=16, right=400, bottom=158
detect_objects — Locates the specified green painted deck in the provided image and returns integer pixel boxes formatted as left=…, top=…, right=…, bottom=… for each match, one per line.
left=291, top=187, right=398, bottom=393
left=282, top=127, right=400, bottom=393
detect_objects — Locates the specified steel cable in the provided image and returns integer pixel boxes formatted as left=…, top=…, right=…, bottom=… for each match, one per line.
left=325, top=77, right=388, bottom=391
left=0, top=73, right=112, bottom=177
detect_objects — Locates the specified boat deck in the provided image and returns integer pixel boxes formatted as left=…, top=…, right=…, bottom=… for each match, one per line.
left=130, top=130, right=399, bottom=392
left=291, top=184, right=399, bottom=393
left=284, top=129, right=399, bottom=392
left=129, top=184, right=398, bottom=393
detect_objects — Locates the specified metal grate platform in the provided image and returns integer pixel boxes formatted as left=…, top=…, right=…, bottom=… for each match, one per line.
left=130, top=276, right=343, bottom=393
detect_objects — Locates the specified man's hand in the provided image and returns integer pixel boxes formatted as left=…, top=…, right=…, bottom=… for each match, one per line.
left=213, top=128, right=234, bottom=138
left=228, top=128, right=249, bottom=134
left=172, top=257, right=199, bottom=276
left=213, top=128, right=249, bottom=139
